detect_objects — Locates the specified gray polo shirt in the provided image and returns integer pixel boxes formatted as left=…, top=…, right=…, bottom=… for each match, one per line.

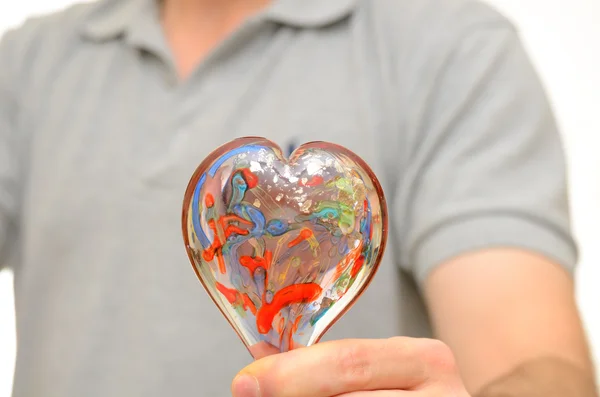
left=0, top=0, right=577, bottom=396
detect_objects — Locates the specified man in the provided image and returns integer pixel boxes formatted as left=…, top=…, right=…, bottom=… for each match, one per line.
left=0, top=0, right=597, bottom=396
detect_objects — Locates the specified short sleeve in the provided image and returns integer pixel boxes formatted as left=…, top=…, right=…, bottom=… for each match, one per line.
left=395, top=25, right=578, bottom=286
left=0, top=30, right=20, bottom=270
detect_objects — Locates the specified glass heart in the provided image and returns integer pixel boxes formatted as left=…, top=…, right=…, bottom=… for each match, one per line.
left=182, top=137, right=388, bottom=358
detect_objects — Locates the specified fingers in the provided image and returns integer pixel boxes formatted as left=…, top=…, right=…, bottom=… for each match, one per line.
left=335, top=388, right=465, bottom=397
left=232, top=337, right=460, bottom=397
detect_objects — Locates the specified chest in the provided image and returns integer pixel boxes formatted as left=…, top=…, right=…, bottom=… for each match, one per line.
left=16, top=27, right=402, bottom=304
left=23, top=32, right=394, bottom=214
left=12, top=22, right=428, bottom=343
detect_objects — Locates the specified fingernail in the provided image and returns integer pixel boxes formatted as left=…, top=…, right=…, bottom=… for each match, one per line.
left=232, top=374, right=260, bottom=397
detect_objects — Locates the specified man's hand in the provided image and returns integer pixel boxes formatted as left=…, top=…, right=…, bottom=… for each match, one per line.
left=231, top=337, right=471, bottom=397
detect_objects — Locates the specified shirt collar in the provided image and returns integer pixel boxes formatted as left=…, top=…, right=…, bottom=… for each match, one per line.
left=79, top=0, right=358, bottom=42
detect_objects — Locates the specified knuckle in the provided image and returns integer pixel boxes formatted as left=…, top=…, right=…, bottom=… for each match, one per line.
left=418, top=339, right=458, bottom=375
left=335, top=343, right=373, bottom=389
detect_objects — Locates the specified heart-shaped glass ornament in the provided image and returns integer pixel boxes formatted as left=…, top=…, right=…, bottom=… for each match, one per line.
left=182, top=137, right=387, bottom=358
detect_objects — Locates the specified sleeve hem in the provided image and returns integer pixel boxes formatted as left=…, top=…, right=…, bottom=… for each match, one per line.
left=410, top=213, right=579, bottom=288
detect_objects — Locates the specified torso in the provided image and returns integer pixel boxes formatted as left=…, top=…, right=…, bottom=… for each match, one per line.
left=6, top=0, right=508, bottom=395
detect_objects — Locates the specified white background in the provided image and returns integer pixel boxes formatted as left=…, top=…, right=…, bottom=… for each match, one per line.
left=0, top=0, right=599, bottom=395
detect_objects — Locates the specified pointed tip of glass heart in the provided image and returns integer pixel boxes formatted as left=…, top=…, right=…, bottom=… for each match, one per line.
left=247, top=341, right=281, bottom=360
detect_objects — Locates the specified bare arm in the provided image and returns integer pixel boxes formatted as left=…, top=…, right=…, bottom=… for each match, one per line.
left=476, top=356, right=597, bottom=397
left=424, top=249, right=598, bottom=396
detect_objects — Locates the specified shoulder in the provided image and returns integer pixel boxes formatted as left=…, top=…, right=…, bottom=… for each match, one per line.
left=352, top=0, right=520, bottom=65
left=348, top=0, right=527, bottom=105
left=0, top=1, right=101, bottom=83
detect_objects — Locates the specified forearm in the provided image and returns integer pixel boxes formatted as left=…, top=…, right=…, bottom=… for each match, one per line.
left=474, top=357, right=598, bottom=397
